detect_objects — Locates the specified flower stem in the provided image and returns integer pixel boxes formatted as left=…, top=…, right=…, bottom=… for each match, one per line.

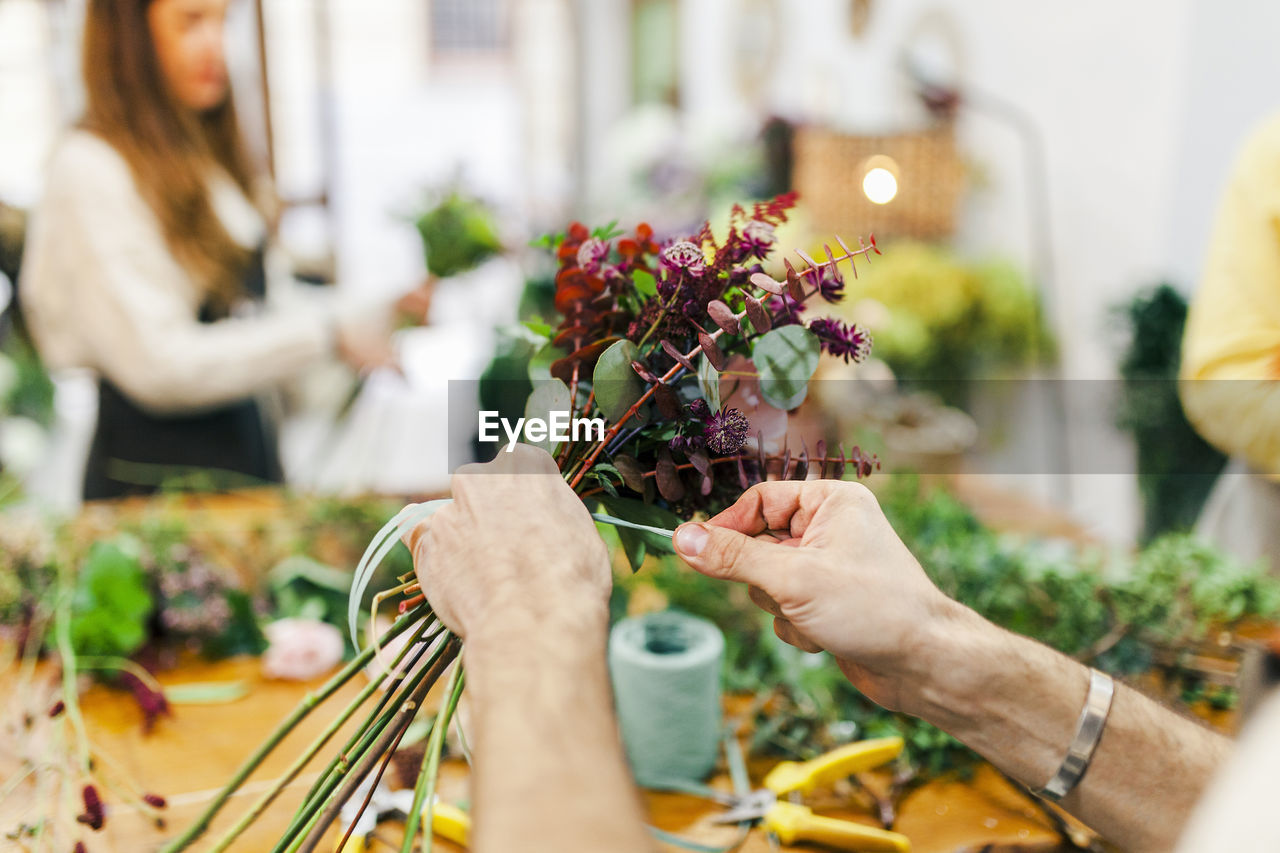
left=401, top=662, right=466, bottom=853
left=158, top=606, right=428, bottom=853
left=203, top=615, right=436, bottom=853
left=276, top=620, right=449, bottom=846
left=288, top=638, right=461, bottom=853
left=53, top=572, right=90, bottom=775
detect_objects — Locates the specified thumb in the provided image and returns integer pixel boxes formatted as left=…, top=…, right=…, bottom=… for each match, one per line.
left=674, top=522, right=773, bottom=587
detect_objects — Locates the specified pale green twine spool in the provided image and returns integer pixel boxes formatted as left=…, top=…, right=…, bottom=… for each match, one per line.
left=609, top=610, right=725, bottom=788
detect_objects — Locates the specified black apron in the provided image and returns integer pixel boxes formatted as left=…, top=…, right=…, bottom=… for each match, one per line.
left=83, top=245, right=284, bottom=500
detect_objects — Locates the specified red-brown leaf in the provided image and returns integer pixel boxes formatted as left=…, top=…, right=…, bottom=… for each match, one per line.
left=698, top=333, right=727, bottom=371
left=783, top=259, right=804, bottom=301
left=613, top=454, right=647, bottom=493
left=660, top=340, right=697, bottom=372
left=656, top=450, right=685, bottom=501
left=749, top=272, right=785, bottom=295
left=653, top=384, right=681, bottom=419
left=707, top=300, right=740, bottom=335
left=743, top=294, right=771, bottom=333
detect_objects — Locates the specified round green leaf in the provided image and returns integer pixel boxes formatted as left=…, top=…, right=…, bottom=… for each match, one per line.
left=593, top=339, right=650, bottom=426
left=527, top=341, right=565, bottom=383
left=523, top=379, right=572, bottom=454
left=752, top=325, right=820, bottom=410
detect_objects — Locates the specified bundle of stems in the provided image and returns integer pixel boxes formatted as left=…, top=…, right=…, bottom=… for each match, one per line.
left=161, top=602, right=465, bottom=853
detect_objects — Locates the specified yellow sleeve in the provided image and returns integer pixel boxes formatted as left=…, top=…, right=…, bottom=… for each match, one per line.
left=1180, top=114, right=1280, bottom=477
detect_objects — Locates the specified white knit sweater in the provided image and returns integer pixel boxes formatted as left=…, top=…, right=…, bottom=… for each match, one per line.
left=20, top=129, right=356, bottom=415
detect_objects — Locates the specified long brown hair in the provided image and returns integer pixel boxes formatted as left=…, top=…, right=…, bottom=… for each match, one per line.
left=81, top=0, right=257, bottom=313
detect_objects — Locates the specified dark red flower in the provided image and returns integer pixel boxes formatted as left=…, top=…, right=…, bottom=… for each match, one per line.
left=809, top=318, right=872, bottom=363
left=705, top=408, right=751, bottom=455
left=77, top=784, right=105, bottom=831
left=120, top=670, right=171, bottom=734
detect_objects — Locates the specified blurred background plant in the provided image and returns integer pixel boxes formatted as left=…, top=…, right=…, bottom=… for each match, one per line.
left=1113, top=284, right=1226, bottom=542
left=412, top=188, right=503, bottom=279
left=833, top=241, right=1053, bottom=405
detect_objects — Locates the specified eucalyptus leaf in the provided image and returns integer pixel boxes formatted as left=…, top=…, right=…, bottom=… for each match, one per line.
left=527, top=342, right=565, bottom=383
left=523, top=380, right=572, bottom=454
left=752, top=325, right=820, bottom=410
left=593, top=339, right=650, bottom=425
left=697, top=354, right=721, bottom=412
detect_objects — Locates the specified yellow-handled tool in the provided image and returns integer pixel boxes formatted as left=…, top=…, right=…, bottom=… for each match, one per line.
left=335, top=796, right=471, bottom=852
left=428, top=799, right=470, bottom=846
left=710, top=736, right=910, bottom=852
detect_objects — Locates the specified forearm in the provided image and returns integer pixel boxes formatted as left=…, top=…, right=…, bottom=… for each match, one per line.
left=464, top=603, right=653, bottom=853
left=902, top=603, right=1232, bottom=852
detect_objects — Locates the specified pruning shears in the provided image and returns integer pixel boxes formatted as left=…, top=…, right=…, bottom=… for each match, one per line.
left=709, top=736, right=911, bottom=851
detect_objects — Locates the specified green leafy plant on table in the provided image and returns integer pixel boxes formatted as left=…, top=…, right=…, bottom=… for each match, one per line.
left=159, top=193, right=889, bottom=852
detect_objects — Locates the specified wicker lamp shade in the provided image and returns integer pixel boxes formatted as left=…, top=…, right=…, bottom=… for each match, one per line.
left=793, top=122, right=965, bottom=241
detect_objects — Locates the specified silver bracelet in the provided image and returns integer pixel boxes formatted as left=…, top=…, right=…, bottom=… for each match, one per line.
left=1034, top=668, right=1115, bottom=802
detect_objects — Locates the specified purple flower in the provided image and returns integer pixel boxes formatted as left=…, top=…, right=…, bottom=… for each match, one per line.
left=809, top=318, right=872, bottom=363
left=576, top=237, right=609, bottom=273
left=740, top=220, right=776, bottom=260
left=688, top=399, right=711, bottom=421
left=767, top=293, right=805, bottom=326
left=661, top=240, right=706, bottom=276
left=816, top=268, right=845, bottom=303
left=705, top=407, right=751, bottom=455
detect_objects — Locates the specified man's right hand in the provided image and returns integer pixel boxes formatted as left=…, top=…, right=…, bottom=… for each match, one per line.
left=673, top=480, right=970, bottom=712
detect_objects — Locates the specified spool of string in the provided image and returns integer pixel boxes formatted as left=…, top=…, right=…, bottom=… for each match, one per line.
left=609, top=610, right=724, bottom=787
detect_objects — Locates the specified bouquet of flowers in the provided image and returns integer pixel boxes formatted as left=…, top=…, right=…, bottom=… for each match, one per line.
left=161, top=192, right=882, bottom=852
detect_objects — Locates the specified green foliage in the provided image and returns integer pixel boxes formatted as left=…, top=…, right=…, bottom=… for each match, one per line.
left=834, top=243, right=1050, bottom=400
left=751, top=325, right=820, bottom=410
left=68, top=540, right=153, bottom=659
left=594, top=340, right=650, bottom=424
left=1113, top=284, right=1226, bottom=541
left=413, top=191, right=502, bottom=278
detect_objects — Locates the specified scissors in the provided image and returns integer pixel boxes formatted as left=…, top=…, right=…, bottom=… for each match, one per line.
left=709, top=736, right=911, bottom=851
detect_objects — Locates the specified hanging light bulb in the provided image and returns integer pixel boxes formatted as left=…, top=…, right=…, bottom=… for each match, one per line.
left=860, top=155, right=900, bottom=204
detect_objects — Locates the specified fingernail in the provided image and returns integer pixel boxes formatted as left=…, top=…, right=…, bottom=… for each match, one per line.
left=675, top=524, right=709, bottom=557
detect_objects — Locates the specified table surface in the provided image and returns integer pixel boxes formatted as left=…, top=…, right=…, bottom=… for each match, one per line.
left=1, top=478, right=1108, bottom=852
left=2, top=655, right=1081, bottom=853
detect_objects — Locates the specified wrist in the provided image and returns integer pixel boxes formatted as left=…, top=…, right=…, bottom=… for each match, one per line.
left=894, top=600, right=1008, bottom=724
left=465, top=588, right=609, bottom=658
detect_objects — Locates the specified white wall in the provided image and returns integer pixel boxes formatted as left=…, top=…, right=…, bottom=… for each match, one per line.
left=1166, top=0, right=1280, bottom=290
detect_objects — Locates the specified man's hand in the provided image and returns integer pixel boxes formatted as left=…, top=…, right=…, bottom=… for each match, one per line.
left=676, top=480, right=1232, bottom=852
left=673, top=480, right=960, bottom=711
left=402, top=445, right=651, bottom=853
left=403, top=444, right=611, bottom=644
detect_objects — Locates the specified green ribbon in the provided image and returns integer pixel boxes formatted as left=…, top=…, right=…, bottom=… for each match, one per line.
left=590, top=513, right=677, bottom=539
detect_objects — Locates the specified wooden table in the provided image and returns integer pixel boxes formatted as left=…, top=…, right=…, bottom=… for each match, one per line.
left=2, top=652, right=1084, bottom=853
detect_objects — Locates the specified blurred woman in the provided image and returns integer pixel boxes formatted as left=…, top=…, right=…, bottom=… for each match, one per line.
left=20, top=0, right=428, bottom=499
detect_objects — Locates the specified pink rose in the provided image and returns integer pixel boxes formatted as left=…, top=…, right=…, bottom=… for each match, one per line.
left=262, top=619, right=344, bottom=681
